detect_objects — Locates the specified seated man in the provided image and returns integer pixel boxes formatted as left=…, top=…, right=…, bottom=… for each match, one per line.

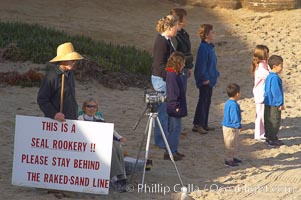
left=78, top=97, right=127, bottom=193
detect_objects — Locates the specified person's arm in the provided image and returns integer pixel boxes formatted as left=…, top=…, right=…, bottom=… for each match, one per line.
left=114, top=130, right=127, bottom=142
left=229, top=103, right=242, bottom=129
left=194, top=44, right=209, bottom=84
left=152, top=36, right=169, bottom=80
left=37, top=72, right=60, bottom=119
left=270, top=76, right=284, bottom=107
left=166, top=73, right=181, bottom=116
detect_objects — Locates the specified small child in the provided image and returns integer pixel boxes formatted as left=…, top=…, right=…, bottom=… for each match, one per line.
left=165, top=51, right=187, bottom=161
left=264, top=55, right=285, bottom=147
left=252, top=45, right=270, bottom=141
left=222, top=83, right=242, bottom=167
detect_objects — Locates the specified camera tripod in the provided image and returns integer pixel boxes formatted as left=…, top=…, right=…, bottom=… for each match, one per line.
left=130, top=104, right=185, bottom=189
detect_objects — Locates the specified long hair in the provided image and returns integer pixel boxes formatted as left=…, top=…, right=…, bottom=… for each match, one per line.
left=156, top=15, right=178, bottom=33
left=166, top=51, right=185, bottom=73
left=251, top=45, right=269, bottom=74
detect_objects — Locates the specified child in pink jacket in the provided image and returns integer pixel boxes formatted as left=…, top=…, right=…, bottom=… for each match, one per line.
left=252, top=45, right=270, bottom=141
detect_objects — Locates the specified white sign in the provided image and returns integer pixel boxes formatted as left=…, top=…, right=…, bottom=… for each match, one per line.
left=12, top=115, right=114, bottom=194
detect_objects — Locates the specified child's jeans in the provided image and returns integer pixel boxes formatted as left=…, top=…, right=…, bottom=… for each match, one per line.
left=167, top=116, right=182, bottom=154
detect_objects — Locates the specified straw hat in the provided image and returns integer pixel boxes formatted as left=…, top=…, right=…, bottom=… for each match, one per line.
left=49, top=42, right=83, bottom=63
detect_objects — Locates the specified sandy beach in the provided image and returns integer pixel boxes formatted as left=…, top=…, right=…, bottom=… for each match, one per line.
left=0, top=1, right=301, bottom=199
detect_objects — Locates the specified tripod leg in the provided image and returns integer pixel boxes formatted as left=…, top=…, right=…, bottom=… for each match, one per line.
left=155, top=116, right=185, bottom=187
left=141, top=115, right=154, bottom=187
left=129, top=114, right=151, bottom=182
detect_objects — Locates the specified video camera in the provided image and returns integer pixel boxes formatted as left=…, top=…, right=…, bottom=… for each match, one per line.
left=144, top=89, right=166, bottom=113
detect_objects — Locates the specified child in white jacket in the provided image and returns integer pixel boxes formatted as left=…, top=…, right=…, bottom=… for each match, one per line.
left=252, top=45, right=270, bottom=141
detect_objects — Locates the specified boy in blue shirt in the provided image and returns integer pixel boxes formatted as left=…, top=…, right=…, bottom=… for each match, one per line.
left=222, top=83, right=242, bottom=167
left=264, top=55, right=285, bottom=147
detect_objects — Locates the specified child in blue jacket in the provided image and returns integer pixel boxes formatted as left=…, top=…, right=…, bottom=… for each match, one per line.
left=222, top=83, right=242, bottom=167
left=264, top=55, right=285, bottom=147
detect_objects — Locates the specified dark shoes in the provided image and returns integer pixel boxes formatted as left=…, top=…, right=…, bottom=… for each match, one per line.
left=204, top=126, right=215, bottom=131
left=111, top=179, right=127, bottom=193
left=176, top=151, right=185, bottom=157
left=224, top=160, right=239, bottom=167
left=266, top=139, right=284, bottom=147
left=164, top=152, right=183, bottom=161
left=224, top=158, right=242, bottom=167
left=192, top=125, right=208, bottom=134
left=233, top=157, right=242, bottom=163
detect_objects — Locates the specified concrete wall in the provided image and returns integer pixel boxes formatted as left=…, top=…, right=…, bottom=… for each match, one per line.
left=246, top=0, right=301, bottom=11
left=171, top=0, right=301, bottom=11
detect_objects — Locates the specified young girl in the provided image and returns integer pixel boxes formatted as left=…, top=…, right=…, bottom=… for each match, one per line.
left=252, top=45, right=270, bottom=141
left=165, top=51, right=187, bottom=161
left=193, top=24, right=219, bottom=134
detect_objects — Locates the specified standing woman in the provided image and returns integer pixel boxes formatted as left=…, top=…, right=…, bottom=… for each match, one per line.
left=151, top=15, right=178, bottom=148
left=170, top=7, right=194, bottom=93
left=192, top=24, right=220, bottom=134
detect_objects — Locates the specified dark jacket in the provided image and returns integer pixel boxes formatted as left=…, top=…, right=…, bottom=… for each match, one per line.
left=172, top=29, right=194, bottom=69
left=37, top=65, right=78, bottom=120
left=166, top=71, right=187, bottom=118
left=151, top=34, right=174, bottom=80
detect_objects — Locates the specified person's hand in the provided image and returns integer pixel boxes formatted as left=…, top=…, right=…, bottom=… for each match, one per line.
left=119, top=137, right=127, bottom=142
left=203, top=80, right=210, bottom=85
left=187, top=69, right=192, bottom=78
left=54, top=112, right=65, bottom=122
left=279, top=105, right=285, bottom=110
left=239, top=128, right=243, bottom=132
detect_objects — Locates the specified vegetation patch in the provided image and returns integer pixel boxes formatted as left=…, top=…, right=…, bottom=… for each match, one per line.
left=0, top=69, right=43, bottom=87
left=0, top=21, right=153, bottom=89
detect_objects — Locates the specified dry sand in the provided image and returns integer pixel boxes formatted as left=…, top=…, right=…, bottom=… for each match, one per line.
left=0, top=0, right=301, bottom=199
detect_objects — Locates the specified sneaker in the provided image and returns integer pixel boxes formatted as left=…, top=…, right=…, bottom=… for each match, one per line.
left=204, top=126, right=215, bottom=131
left=266, top=139, right=282, bottom=147
left=275, top=140, right=284, bottom=146
left=164, top=153, right=182, bottom=161
left=255, top=138, right=266, bottom=142
left=233, top=157, right=242, bottom=163
left=224, top=160, right=239, bottom=167
left=192, top=125, right=208, bottom=134
left=266, top=139, right=275, bottom=147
